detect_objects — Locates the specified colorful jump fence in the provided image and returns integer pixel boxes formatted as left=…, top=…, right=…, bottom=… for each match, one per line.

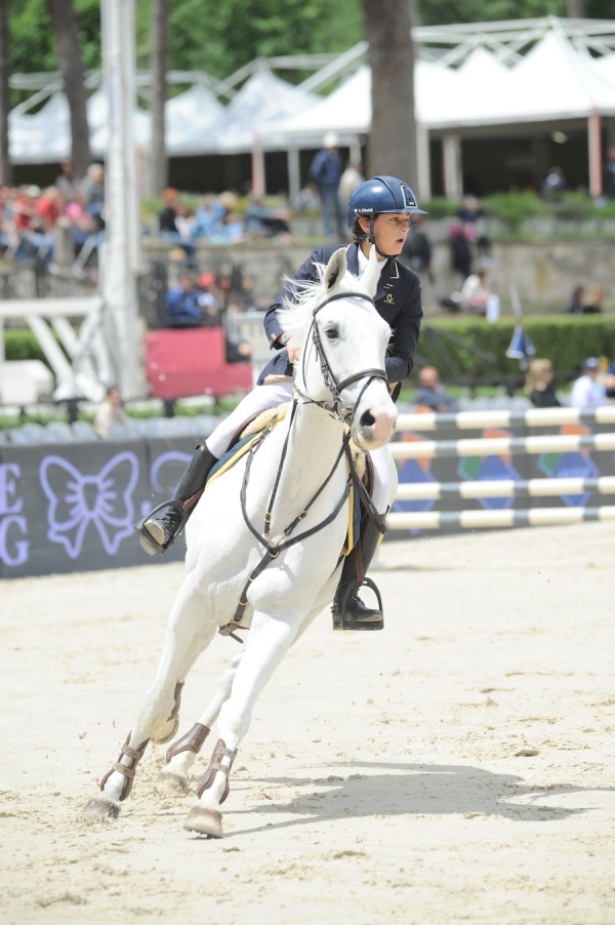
left=390, top=404, right=615, bottom=533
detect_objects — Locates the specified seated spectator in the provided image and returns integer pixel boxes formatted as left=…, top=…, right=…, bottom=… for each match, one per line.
left=293, top=182, right=320, bottom=213
left=244, top=196, right=292, bottom=240
left=570, top=357, right=606, bottom=408
left=81, top=163, right=105, bottom=228
left=65, top=194, right=98, bottom=248
left=36, top=186, right=64, bottom=233
left=196, top=272, right=222, bottom=327
left=165, top=274, right=204, bottom=328
left=526, top=358, right=561, bottom=408
left=541, top=166, right=566, bottom=199
left=414, top=366, right=459, bottom=413
left=565, top=285, right=585, bottom=314
left=605, top=359, right=615, bottom=399
left=94, top=386, right=130, bottom=440
left=55, top=159, right=81, bottom=202
left=460, top=268, right=491, bottom=315
left=158, top=188, right=195, bottom=262
left=224, top=301, right=252, bottom=364
left=582, top=285, right=604, bottom=314
left=192, top=194, right=225, bottom=240
left=13, top=185, right=54, bottom=263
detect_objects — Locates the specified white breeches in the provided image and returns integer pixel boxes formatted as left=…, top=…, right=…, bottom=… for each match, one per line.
left=205, top=382, right=394, bottom=515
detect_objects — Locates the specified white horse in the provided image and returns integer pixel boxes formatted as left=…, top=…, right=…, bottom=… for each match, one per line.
left=86, top=247, right=398, bottom=837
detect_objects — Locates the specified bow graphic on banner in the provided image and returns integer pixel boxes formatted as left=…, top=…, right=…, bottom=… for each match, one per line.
left=40, top=452, right=139, bottom=559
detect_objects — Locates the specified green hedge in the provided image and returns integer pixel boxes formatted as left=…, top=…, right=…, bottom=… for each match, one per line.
left=419, top=316, right=615, bottom=380
left=3, top=329, right=50, bottom=365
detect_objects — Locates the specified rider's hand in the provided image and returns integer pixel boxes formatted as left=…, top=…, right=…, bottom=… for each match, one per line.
left=287, top=345, right=300, bottom=364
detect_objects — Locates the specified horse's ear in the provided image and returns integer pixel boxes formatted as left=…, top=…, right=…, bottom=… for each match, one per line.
left=324, top=248, right=347, bottom=292
left=361, top=244, right=380, bottom=297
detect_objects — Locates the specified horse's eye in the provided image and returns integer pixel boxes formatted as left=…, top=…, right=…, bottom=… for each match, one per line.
left=325, top=326, right=339, bottom=340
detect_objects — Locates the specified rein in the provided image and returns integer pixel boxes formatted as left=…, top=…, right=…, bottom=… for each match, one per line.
left=219, top=288, right=388, bottom=641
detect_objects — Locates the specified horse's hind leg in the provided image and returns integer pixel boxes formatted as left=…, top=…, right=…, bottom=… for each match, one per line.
left=157, top=651, right=244, bottom=793
left=184, top=610, right=299, bottom=837
left=85, top=570, right=214, bottom=819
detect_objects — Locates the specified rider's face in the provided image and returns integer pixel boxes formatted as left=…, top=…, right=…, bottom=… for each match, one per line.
left=359, top=213, right=410, bottom=256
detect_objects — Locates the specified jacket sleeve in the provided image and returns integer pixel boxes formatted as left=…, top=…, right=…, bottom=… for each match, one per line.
left=385, top=274, right=423, bottom=384
left=263, top=247, right=325, bottom=349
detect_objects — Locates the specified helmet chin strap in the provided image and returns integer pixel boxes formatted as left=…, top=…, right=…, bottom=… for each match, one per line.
left=357, top=215, right=398, bottom=261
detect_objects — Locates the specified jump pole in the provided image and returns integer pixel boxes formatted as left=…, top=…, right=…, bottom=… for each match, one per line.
left=389, top=432, right=615, bottom=460
left=387, top=506, right=615, bottom=531
left=396, top=405, right=615, bottom=432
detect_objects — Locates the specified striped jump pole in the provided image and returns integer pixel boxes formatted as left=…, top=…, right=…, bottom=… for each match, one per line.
left=396, top=405, right=615, bottom=433
left=389, top=432, right=615, bottom=460
left=395, top=476, right=615, bottom=501
left=387, top=506, right=615, bottom=531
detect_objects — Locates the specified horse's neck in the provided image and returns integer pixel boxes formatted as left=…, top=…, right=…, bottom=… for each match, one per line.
left=272, top=400, right=345, bottom=512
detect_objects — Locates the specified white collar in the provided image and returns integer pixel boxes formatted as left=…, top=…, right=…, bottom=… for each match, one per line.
left=357, top=244, right=386, bottom=278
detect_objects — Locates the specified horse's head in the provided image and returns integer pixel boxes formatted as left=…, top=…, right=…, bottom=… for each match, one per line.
left=280, top=248, right=398, bottom=450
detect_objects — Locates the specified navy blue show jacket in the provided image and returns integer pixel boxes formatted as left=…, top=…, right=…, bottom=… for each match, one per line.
left=259, top=243, right=423, bottom=390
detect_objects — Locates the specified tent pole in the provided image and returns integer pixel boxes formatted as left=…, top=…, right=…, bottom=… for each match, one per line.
left=252, top=125, right=266, bottom=197
left=443, top=134, right=462, bottom=200
left=588, top=109, right=602, bottom=200
left=287, top=147, right=300, bottom=204
left=416, top=121, right=431, bottom=201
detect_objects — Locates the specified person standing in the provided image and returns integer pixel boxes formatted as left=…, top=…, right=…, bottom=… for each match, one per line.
left=569, top=358, right=606, bottom=408
left=526, top=358, right=561, bottom=408
left=310, top=133, right=344, bottom=240
left=137, top=175, right=425, bottom=632
left=94, top=386, right=130, bottom=439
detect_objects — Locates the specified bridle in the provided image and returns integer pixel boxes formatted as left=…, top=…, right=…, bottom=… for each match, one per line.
left=296, top=289, right=388, bottom=426
left=218, top=288, right=389, bottom=642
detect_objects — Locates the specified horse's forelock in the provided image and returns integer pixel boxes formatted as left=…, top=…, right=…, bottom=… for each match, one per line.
left=277, top=263, right=367, bottom=347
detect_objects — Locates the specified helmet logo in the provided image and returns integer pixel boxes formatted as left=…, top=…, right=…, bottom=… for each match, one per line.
left=401, top=184, right=417, bottom=208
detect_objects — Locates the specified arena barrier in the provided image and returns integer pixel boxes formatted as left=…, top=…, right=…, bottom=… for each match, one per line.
left=390, top=404, right=615, bottom=533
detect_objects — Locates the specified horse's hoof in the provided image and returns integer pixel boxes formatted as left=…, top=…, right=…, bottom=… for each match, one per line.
left=83, top=796, right=120, bottom=820
left=151, top=716, right=180, bottom=745
left=155, top=769, right=187, bottom=796
left=183, top=805, right=223, bottom=838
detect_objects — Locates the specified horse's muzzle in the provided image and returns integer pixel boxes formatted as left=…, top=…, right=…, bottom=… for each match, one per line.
left=354, top=406, right=397, bottom=449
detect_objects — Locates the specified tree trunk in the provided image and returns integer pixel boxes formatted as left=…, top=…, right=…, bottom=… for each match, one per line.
left=150, top=0, right=169, bottom=195
left=362, top=0, right=417, bottom=187
left=567, top=0, right=586, bottom=16
left=0, top=0, right=11, bottom=186
left=45, top=0, right=91, bottom=177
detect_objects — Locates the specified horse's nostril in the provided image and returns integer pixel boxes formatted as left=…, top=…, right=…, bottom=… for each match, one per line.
left=360, top=410, right=376, bottom=428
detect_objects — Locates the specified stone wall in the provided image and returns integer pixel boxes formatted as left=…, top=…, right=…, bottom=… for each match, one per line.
left=144, top=236, right=615, bottom=313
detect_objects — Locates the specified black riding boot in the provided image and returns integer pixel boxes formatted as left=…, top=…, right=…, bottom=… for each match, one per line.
left=137, top=445, right=218, bottom=555
left=331, top=518, right=385, bottom=631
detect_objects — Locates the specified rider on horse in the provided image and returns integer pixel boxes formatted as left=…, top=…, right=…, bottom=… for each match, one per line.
left=137, top=175, right=425, bottom=630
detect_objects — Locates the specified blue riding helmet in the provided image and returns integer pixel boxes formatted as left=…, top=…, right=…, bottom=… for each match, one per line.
left=346, top=175, right=427, bottom=229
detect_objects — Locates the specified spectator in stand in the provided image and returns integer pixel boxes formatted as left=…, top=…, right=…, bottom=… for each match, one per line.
left=192, top=194, right=225, bottom=240
left=541, top=166, right=567, bottom=199
left=158, top=187, right=195, bottom=262
left=605, top=359, right=615, bottom=399
left=449, top=221, right=473, bottom=280
left=582, top=285, right=604, bottom=314
left=310, top=132, right=344, bottom=239
left=65, top=193, right=97, bottom=248
left=460, top=267, right=492, bottom=315
left=94, top=385, right=130, bottom=440
left=526, top=358, right=561, bottom=408
left=565, top=285, right=585, bottom=314
left=602, top=146, right=615, bottom=201
left=165, top=273, right=204, bottom=328
left=244, top=195, right=292, bottom=240
left=338, top=158, right=364, bottom=212
left=570, top=357, right=606, bottom=408
left=55, top=159, right=80, bottom=202
left=196, top=272, right=221, bottom=327
left=224, top=300, right=253, bottom=364
left=414, top=366, right=459, bottom=413
left=293, top=182, right=320, bottom=213
left=81, top=163, right=105, bottom=228
left=36, top=186, right=63, bottom=233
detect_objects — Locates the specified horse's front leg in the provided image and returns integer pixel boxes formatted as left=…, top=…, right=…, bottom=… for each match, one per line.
left=156, top=651, right=244, bottom=794
left=183, top=609, right=299, bottom=838
left=85, top=571, right=214, bottom=819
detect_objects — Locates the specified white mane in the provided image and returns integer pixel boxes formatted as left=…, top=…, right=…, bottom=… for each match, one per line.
left=277, top=261, right=371, bottom=349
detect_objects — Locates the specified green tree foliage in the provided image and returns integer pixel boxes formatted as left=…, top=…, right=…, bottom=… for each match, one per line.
left=7, top=0, right=615, bottom=80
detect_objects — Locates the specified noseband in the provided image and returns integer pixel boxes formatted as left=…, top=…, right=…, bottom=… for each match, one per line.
left=298, top=290, right=389, bottom=425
